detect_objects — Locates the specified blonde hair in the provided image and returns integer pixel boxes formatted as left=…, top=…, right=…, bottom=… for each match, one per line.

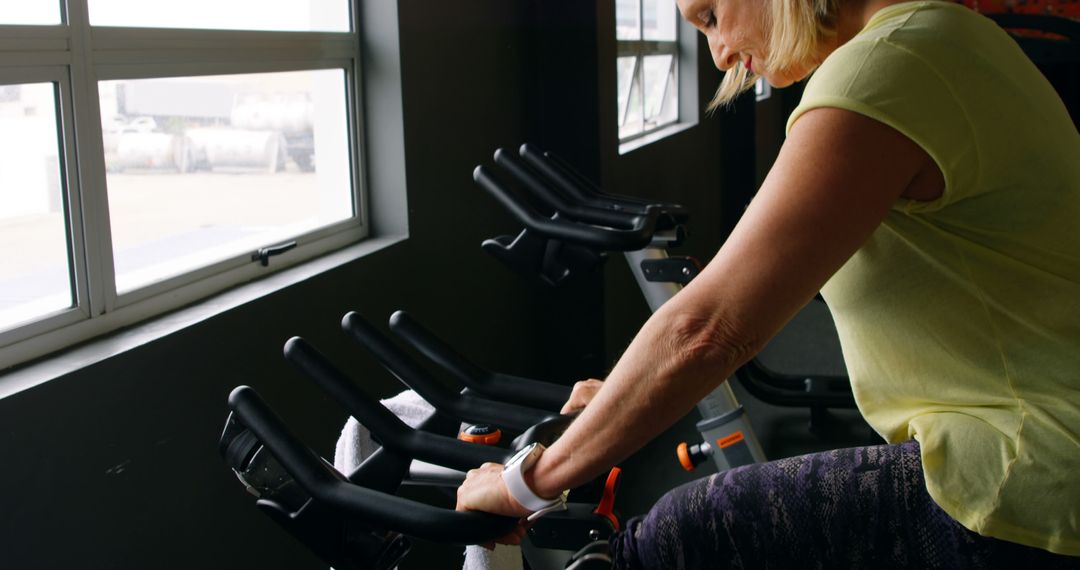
left=706, top=0, right=840, bottom=111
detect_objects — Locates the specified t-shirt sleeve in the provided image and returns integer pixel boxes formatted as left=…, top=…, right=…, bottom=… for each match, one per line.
left=786, top=38, right=980, bottom=211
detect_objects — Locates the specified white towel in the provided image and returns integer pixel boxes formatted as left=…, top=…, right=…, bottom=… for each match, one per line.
left=333, top=388, right=435, bottom=470
left=463, top=543, right=524, bottom=570
left=332, top=389, right=523, bottom=570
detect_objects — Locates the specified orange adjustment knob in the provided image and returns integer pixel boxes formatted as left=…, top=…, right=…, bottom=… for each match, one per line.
left=458, top=424, right=502, bottom=445
left=676, top=442, right=695, bottom=472
left=676, top=441, right=712, bottom=471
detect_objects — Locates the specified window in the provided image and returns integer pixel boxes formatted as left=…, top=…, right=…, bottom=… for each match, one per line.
left=0, top=1, right=365, bottom=369
left=616, top=0, right=680, bottom=145
left=755, top=77, right=772, bottom=102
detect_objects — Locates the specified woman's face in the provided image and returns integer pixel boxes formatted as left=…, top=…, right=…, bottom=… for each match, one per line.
left=677, top=0, right=811, bottom=87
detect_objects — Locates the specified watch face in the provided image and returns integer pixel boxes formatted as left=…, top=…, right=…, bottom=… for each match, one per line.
left=504, top=442, right=537, bottom=470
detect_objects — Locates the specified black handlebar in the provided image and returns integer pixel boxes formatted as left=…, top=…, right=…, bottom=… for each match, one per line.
left=282, top=336, right=510, bottom=470
left=340, top=312, right=557, bottom=432
left=734, top=359, right=856, bottom=409
left=476, top=142, right=694, bottom=285
left=226, top=386, right=519, bottom=544
left=517, top=143, right=688, bottom=221
left=387, top=310, right=572, bottom=413
left=493, top=148, right=644, bottom=229
left=474, top=164, right=662, bottom=251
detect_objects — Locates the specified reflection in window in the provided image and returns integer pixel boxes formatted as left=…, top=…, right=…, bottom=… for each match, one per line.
left=616, top=0, right=641, bottom=40
left=642, top=0, right=677, bottom=41
left=100, top=70, right=353, bottom=292
left=0, top=83, right=71, bottom=331
left=644, top=54, right=677, bottom=123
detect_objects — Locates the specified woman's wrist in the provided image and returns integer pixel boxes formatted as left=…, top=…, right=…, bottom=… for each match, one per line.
left=522, top=446, right=568, bottom=500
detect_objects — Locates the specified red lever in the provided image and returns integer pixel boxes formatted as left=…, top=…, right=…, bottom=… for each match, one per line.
left=592, top=467, right=623, bottom=531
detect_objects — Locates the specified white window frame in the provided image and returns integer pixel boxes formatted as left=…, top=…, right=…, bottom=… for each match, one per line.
left=0, top=1, right=367, bottom=370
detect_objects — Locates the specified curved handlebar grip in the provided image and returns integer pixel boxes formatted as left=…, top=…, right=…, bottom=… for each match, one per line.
left=341, top=312, right=556, bottom=432
left=282, top=337, right=508, bottom=471
left=518, top=144, right=650, bottom=214
left=388, top=310, right=571, bottom=412
left=518, top=143, right=689, bottom=222
left=734, top=359, right=856, bottom=409
left=493, top=148, right=641, bottom=229
left=474, top=165, right=660, bottom=251
left=228, top=385, right=341, bottom=488
left=226, top=386, right=519, bottom=544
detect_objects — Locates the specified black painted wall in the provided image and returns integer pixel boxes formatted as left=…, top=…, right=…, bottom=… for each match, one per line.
left=0, top=2, right=745, bottom=568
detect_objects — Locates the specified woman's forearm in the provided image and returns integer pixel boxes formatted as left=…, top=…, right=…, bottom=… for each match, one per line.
left=524, top=294, right=756, bottom=498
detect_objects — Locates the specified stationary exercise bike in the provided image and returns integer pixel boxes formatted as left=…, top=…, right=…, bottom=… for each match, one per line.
left=473, top=143, right=857, bottom=472
left=218, top=145, right=861, bottom=568
left=220, top=311, right=629, bottom=570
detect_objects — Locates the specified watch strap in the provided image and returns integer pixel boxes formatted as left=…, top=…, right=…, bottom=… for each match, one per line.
left=525, top=494, right=569, bottom=522
left=502, top=443, right=568, bottom=515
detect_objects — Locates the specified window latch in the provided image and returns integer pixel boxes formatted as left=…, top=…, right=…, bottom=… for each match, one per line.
left=252, top=241, right=297, bottom=267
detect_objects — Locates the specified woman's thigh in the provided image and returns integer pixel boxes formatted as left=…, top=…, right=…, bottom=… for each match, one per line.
left=610, top=440, right=1076, bottom=569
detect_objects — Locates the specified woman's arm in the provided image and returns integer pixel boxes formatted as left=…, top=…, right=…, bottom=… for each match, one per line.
left=458, top=106, right=942, bottom=513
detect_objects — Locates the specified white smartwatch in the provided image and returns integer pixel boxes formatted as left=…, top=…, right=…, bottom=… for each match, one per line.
left=502, top=442, right=568, bottom=521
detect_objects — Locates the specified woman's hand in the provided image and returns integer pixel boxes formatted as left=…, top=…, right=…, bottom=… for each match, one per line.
left=455, top=462, right=531, bottom=548
left=560, top=379, right=604, bottom=415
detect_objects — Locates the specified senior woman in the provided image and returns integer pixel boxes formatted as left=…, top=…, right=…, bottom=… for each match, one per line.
left=456, top=0, right=1080, bottom=566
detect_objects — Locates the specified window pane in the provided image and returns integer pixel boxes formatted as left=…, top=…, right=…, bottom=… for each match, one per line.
left=755, top=77, right=772, bottom=101
left=642, top=0, right=677, bottom=41
left=0, top=83, right=72, bottom=331
left=619, top=57, right=644, bottom=140
left=615, top=0, right=641, bottom=40
left=88, top=0, right=350, bottom=32
left=616, top=56, right=637, bottom=132
left=0, top=4, right=62, bottom=25
left=643, top=54, right=676, bottom=126
left=100, top=70, right=354, bottom=293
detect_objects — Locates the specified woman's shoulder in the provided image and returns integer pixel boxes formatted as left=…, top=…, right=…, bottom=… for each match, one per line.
left=809, top=1, right=1017, bottom=97
left=852, top=1, right=1015, bottom=61
left=860, top=1, right=997, bottom=38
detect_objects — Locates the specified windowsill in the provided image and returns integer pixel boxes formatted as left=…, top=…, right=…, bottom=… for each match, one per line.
left=618, top=121, right=696, bottom=155
left=0, top=233, right=406, bottom=400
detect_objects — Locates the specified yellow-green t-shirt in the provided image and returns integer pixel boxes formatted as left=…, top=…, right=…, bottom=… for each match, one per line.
left=786, top=1, right=1080, bottom=556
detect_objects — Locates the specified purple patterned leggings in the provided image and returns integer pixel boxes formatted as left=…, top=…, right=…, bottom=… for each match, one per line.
left=610, top=440, right=1078, bottom=569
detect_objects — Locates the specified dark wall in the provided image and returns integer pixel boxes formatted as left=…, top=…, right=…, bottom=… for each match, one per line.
left=0, top=2, right=749, bottom=569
